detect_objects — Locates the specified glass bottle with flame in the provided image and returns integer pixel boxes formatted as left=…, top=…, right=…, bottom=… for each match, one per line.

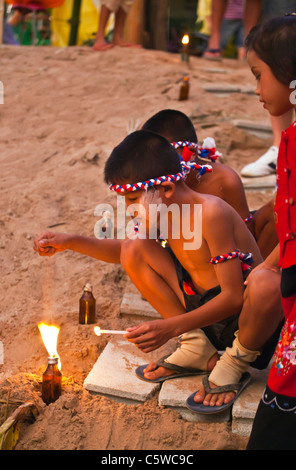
left=42, top=357, right=62, bottom=405
left=181, top=34, right=189, bottom=62
left=38, top=323, right=62, bottom=405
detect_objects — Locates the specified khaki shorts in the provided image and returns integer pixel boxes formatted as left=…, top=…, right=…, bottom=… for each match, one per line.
left=101, top=0, right=135, bottom=13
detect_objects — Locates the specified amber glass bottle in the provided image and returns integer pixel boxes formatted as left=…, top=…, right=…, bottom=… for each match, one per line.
left=179, top=76, right=190, bottom=101
left=42, top=357, right=62, bottom=405
left=79, top=283, right=96, bottom=324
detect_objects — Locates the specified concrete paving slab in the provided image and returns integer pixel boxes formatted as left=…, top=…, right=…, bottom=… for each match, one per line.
left=159, top=375, right=230, bottom=423
left=232, top=119, right=273, bottom=139
left=242, top=174, right=276, bottom=191
left=232, top=367, right=269, bottom=437
left=120, top=292, right=161, bottom=320
left=83, top=336, right=176, bottom=404
left=202, top=84, right=241, bottom=97
left=201, top=67, right=232, bottom=74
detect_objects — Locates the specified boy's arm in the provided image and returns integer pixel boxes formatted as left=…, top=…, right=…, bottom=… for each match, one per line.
left=34, top=231, right=122, bottom=264
left=260, top=242, right=280, bottom=269
left=221, top=167, right=251, bottom=223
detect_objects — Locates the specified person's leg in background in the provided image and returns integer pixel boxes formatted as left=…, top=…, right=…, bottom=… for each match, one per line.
left=204, top=0, right=228, bottom=59
left=93, top=3, right=114, bottom=51
left=204, top=0, right=262, bottom=59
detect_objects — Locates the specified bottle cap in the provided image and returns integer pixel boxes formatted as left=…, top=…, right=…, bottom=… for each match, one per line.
left=48, top=357, right=58, bottom=364
left=84, top=283, right=93, bottom=292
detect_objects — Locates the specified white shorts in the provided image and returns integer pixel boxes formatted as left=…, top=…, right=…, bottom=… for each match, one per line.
left=101, top=0, right=135, bottom=13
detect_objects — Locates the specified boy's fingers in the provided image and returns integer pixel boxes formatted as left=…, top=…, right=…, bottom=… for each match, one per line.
left=39, top=237, right=51, bottom=246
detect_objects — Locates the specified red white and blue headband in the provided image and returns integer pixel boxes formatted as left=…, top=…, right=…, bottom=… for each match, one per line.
left=171, top=137, right=222, bottom=163
left=108, top=160, right=212, bottom=193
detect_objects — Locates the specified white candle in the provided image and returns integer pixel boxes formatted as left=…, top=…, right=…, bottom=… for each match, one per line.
left=94, top=327, right=127, bottom=336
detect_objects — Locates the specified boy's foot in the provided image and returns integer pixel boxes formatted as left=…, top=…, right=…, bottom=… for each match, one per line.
left=240, top=146, right=278, bottom=177
left=192, top=379, right=236, bottom=407
left=186, top=373, right=251, bottom=413
left=142, top=352, right=219, bottom=381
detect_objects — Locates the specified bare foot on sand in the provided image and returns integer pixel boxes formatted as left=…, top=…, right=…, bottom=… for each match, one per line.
left=93, top=41, right=114, bottom=52
left=112, top=38, right=142, bottom=48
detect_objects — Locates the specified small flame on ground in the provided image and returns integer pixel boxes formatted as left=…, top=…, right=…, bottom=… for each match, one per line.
left=182, top=34, right=189, bottom=46
left=94, top=326, right=102, bottom=336
left=38, top=323, right=61, bottom=370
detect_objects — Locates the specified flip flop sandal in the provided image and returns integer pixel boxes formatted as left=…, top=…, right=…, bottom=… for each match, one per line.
left=135, top=354, right=209, bottom=383
left=185, top=372, right=251, bottom=414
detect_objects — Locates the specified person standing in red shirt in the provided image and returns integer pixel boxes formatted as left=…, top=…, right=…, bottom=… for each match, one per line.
left=245, top=13, right=296, bottom=450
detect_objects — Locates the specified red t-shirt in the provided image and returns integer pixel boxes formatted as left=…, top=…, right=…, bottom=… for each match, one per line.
left=274, top=121, right=296, bottom=269
left=268, top=121, right=296, bottom=397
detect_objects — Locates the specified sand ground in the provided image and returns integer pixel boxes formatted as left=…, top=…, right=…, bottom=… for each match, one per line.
left=0, top=45, right=274, bottom=450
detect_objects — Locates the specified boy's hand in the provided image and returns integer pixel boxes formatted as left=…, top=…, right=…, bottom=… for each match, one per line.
left=33, top=231, right=68, bottom=256
left=125, top=318, right=176, bottom=353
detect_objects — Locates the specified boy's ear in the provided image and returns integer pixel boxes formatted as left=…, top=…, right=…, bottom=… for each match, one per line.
left=159, top=181, right=176, bottom=199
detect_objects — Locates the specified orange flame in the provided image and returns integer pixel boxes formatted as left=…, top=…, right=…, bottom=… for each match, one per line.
left=182, top=34, right=189, bottom=46
left=38, top=323, right=61, bottom=370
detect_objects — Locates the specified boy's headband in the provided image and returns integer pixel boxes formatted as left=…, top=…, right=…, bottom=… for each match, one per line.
left=108, top=160, right=212, bottom=193
left=171, top=137, right=222, bottom=162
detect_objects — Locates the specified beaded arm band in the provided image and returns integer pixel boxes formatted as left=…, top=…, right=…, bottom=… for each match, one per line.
left=210, top=250, right=254, bottom=272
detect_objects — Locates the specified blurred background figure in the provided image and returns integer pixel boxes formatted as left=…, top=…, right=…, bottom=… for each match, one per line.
left=93, top=0, right=138, bottom=51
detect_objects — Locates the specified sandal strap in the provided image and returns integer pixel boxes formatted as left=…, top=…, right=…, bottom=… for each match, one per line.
left=202, top=374, right=242, bottom=395
left=157, top=355, right=203, bottom=374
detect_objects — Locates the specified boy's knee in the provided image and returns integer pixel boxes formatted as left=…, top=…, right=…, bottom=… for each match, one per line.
left=120, top=238, right=147, bottom=270
left=246, top=268, right=281, bottom=304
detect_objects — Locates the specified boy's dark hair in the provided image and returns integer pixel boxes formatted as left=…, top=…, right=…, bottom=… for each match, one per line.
left=245, top=15, right=296, bottom=85
left=104, top=130, right=182, bottom=185
left=142, top=109, right=198, bottom=143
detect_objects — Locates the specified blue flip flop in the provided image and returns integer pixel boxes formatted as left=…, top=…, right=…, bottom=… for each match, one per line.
left=135, top=355, right=209, bottom=384
left=186, top=372, right=251, bottom=414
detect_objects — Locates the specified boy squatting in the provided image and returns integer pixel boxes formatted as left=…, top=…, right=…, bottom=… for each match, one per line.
left=34, top=130, right=283, bottom=413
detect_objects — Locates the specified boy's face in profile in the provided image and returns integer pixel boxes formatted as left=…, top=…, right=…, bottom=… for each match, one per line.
left=123, top=187, right=165, bottom=234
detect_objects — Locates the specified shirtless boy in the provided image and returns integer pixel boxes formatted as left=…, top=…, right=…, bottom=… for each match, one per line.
left=142, top=109, right=278, bottom=260
left=34, top=130, right=282, bottom=413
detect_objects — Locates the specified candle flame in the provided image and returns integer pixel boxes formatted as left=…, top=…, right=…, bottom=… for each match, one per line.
left=94, top=326, right=102, bottom=336
left=38, top=323, right=61, bottom=370
left=182, top=34, right=189, bottom=46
